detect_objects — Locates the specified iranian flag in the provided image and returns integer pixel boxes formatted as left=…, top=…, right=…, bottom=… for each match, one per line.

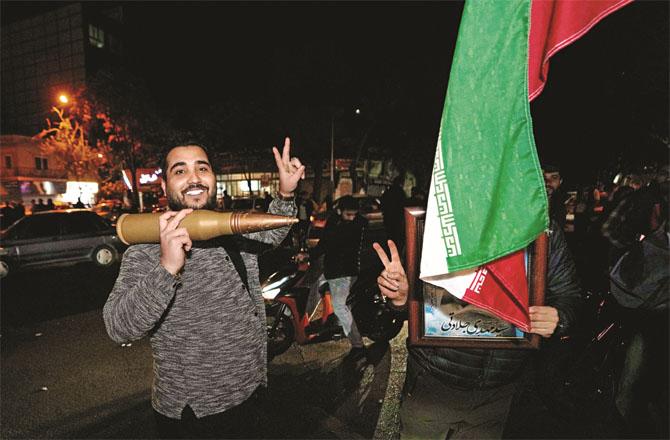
left=420, top=0, right=632, bottom=331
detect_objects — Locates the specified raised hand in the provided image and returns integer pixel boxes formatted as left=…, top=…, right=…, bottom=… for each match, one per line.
left=272, top=137, right=305, bottom=197
left=159, top=209, right=193, bottom=276
left=373, top=240, right=409, bottom=307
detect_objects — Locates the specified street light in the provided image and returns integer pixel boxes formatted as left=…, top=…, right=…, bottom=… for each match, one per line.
left=58, top=94, right=69, bottom=105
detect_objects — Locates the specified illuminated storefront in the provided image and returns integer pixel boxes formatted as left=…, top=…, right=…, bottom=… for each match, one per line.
left=123, top=167, right=165, bottom=211
left=216, top=172, right=279, bottom=198
left=62, top=181, right=99, bottom=206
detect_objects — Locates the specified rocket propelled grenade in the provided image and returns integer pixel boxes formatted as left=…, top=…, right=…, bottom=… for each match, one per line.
left=116, top=210, right=298, bottom=245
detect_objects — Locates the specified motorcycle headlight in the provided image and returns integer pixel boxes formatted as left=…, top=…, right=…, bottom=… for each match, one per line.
left=261, top=275, right=291, bottom=300
left=262, top=288, right=281, bottom=300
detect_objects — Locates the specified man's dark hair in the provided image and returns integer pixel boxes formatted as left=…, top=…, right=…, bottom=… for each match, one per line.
left=160, top=141, right=211, bottom=181
left=542, top=163, right=561, bottom=174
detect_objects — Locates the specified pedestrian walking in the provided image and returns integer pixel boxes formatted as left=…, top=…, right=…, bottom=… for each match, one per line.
left=310, top=195, right=367, bottom=356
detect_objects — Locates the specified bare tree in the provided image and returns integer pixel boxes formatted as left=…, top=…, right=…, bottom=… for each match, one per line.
left=77, top=70, right=183, bottom=209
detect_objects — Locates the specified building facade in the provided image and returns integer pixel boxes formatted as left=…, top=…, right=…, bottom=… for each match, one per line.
left=0, top=135, right=68, bottom=206
left=1, top=3, right=125, bottom=135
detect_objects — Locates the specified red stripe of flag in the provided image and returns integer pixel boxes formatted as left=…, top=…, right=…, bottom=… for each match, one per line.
left=528, top=0, right=634, bottom=101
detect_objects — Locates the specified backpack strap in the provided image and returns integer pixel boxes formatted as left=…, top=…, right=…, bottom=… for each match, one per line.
left=217, top=236, right=249, bottom=291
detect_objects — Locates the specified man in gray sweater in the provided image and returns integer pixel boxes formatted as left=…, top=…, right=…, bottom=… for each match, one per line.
left=103, top=138, right=303, bottom=438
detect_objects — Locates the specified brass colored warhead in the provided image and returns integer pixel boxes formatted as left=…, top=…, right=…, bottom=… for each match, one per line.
left=229, top=211, right=299, bottom=234
left=116, top=210, right=298, bottom=245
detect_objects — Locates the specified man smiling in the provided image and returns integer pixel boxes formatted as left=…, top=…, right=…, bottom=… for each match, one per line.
left=161, top=145, right=218, bottom=211
left=104, top=138, right=302, bottom=438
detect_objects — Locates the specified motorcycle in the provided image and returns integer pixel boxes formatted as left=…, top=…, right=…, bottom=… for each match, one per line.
left=261, top=251, right=405, bottom=359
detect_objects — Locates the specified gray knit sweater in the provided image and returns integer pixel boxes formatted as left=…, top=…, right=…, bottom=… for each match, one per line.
left=103, top=199, right=296, bottom=419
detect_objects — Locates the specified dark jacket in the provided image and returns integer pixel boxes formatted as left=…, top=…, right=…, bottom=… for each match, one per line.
left=311, top=213, right=367, bottom=279
left=408, top=222, right=582, bottom=390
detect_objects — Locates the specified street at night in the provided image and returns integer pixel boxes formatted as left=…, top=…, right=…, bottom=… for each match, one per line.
left=0, top=253, right=662, bottom=439
left=1, top=1, right=668, bottom=439
left=1, top=257, right=404, bottom=439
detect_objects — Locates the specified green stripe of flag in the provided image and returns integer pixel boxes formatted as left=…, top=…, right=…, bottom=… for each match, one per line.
left=433, top=0, right=548, bottom=272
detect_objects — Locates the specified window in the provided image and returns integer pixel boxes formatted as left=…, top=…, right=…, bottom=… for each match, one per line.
left=35, top=157, right=48, bottom=170
left=88, top=24, right=104, bottom=49
left=62, top=212, right=105, bottom=235
left=4, top=155, right=12, bottom=168
left=238, top=180, right=260, bottom=192
left=14, top=214, right=61, bottom=239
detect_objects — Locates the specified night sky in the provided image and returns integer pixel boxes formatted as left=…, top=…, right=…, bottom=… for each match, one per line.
left=3, top=1, right=668, bottom=187
left=124, top=2, right=465, bottom=176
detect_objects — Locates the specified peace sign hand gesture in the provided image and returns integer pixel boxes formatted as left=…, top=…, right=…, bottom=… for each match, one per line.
left=272, top=137, right=305, bottom=197
left=373, top=240, right=409, bottom=308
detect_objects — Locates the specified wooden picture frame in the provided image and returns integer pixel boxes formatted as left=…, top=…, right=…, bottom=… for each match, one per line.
left=404, top=207, right=547, bottom=349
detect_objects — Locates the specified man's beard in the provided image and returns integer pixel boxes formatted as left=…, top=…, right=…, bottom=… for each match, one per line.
left=167, top=184, right=217, bottom=211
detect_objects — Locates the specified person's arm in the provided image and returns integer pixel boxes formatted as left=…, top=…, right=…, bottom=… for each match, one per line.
left=242, top=197, right=297, bottom=245
left=103, top=209, right=194, bottom=343
left=103, top=246, right=181, bottom=343
left=242, top=137, right=303, bottom=246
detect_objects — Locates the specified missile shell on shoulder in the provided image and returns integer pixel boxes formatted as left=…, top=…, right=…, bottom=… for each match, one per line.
left=116, top=209, right=298, bottom=245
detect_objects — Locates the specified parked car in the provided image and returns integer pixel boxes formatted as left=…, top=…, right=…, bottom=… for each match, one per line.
left=306, top=195, right=384, bottom=248
left=0, top=209, right=125, bottom=278
left=91, top=200, right=124, bottom=225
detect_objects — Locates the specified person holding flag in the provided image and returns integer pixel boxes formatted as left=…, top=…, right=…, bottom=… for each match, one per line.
left=375, top=223, right=580, bottom=438
left=372, top=0, right=634, bottom=436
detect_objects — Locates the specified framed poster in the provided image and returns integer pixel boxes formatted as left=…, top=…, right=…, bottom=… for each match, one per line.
left=404, top=207, right=548, bottom=349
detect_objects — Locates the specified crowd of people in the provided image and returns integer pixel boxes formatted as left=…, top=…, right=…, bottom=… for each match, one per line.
left=0, top=198, right=58, bottom=228
left=544, top=163, right=669, bottom=437
left=0, top=200, right=26, bottom=229
left=545, top=164, right=669, bottom=293
left=0, top=197, right=95, bottom=229
left=595, top=170, right=668, bottom=429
